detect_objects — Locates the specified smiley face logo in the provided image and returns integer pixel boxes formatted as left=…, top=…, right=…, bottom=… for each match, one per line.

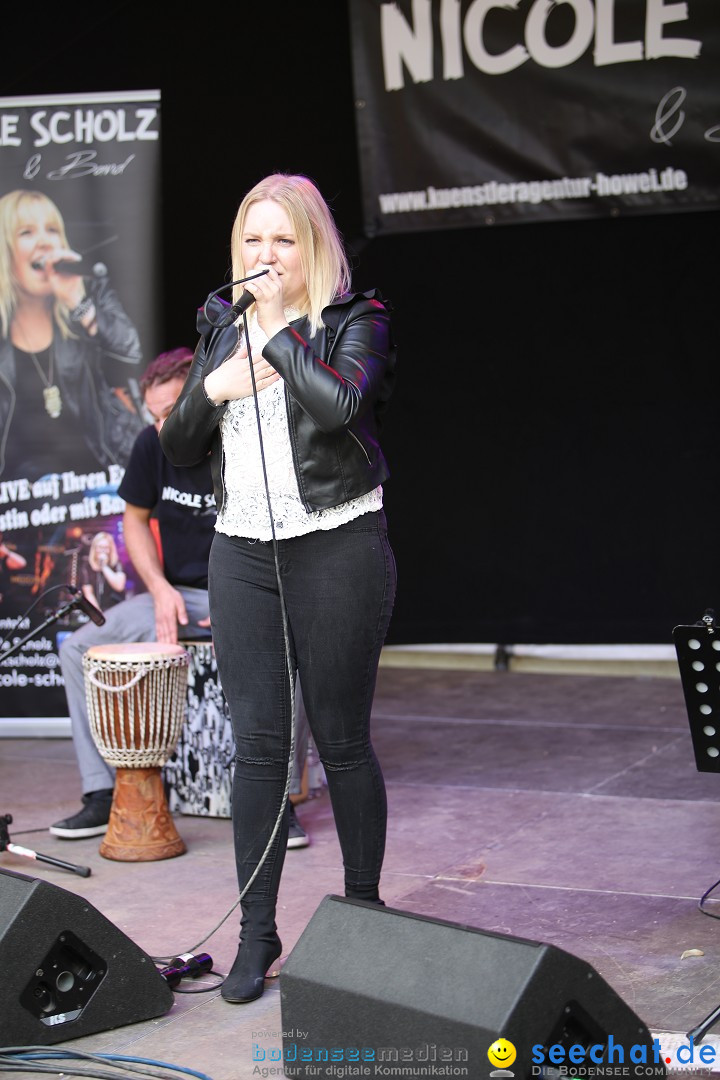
left=488, top=1039, right=517, bottom=1070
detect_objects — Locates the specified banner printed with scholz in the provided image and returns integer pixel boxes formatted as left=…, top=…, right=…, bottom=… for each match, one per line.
left=0, top=90, right=161, bottom=721
left=348, top=0, right=720, bottom=236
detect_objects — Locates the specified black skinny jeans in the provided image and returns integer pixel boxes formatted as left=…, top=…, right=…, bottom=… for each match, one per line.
left=209, top=510, right=397, bottom=904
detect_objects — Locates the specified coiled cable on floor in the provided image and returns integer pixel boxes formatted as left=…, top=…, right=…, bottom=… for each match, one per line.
left=0, top=1046, right=214, bottom=1080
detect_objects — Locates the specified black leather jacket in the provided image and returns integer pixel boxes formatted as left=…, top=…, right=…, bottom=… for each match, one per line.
left=160, top=289, right=396, bottom=515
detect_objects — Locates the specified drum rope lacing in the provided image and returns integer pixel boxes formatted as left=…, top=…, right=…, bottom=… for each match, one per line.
left=84, top=653, right=189, bottom=770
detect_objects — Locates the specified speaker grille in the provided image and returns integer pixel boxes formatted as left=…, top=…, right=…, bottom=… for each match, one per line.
left=0, top=867, right=173, bottom=1045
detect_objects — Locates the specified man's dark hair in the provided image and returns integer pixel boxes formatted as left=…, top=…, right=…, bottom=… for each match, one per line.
left=139, top=347, right=194, bottom=396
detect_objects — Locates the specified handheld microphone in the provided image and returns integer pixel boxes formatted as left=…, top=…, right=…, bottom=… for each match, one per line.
left=207, top=268, right=270, bottom=329
left=31, top=255, right=108, bottom=278
left=67, top=586, right=106, bottom=626
left=158, top=953, right=214, bottom=988
left=225, top=289, right=256, bottom=324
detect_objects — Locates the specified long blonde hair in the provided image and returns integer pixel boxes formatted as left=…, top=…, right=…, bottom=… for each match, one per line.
left=88, top=531, right=119, bottom=571
left=230, top=174, right=351, bottom=336
left=0, top=190, right=74, bottom=340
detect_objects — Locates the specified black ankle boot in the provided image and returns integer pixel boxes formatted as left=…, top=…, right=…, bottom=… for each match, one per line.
left=345, top=883, right=384, bottom=905
left=221, top=899, right=282, bottom=1004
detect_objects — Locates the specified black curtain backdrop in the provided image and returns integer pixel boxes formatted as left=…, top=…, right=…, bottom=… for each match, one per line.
left=3, top=0, right=716, bottom=647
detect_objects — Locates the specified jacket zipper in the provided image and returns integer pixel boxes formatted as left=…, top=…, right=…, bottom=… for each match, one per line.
left=348, top=429, right=371, bottom=465
left=284, top=385, right=311, bottom=513
left=219, top=439, right=227, bottom=513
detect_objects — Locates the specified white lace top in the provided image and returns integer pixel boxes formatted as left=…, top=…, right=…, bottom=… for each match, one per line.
left=215, top=309, right=382, bottom=541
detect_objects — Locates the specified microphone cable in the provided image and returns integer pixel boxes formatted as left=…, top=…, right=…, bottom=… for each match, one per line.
left=0, top=583, right=69, bottom=643
left=0, top=583, right=84, bottom=662
left=154, top=285, right=299, bottom=966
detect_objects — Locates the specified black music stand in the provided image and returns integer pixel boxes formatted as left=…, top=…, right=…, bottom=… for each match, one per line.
left=673, top=609, right=720, bottom=1045
left=673, top=609, right=720, bottom=774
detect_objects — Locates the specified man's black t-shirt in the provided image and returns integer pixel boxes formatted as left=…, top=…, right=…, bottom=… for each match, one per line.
left=118, top=425, right=215, bottom=589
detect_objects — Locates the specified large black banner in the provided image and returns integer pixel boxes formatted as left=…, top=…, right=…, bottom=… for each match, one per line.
left=348, top=0, right=720, bottom=235
left=0, top=90, right=162, bottom=725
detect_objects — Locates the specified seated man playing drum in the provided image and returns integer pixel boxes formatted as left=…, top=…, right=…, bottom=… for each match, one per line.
left=52, top=347, right=312, bottom=846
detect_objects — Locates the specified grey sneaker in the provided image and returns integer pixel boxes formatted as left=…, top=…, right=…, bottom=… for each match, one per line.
left=287, top=804, right=310, bottom=849
left=50, top=790, right=113, bottom=838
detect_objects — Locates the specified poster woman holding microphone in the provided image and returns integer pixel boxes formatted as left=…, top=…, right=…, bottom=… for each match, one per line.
left=78, top=530, right=127, bottom=613
left=160, top=173, right=397, bottom=1004
left=0, top=188, right=144, bottom=480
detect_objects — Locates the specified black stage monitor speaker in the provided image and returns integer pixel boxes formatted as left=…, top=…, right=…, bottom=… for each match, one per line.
left=280, top=896, right=665, bottom=1080
left=0, top=866, right=174, bottom=1045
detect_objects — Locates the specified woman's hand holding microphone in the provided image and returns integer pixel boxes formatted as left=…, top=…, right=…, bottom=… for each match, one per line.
left=204, top=266, right=286, bottom=406
left=243, top=264, right=288, bottom=341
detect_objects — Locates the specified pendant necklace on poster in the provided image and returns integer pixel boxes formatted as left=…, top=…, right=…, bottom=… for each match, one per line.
left=21, top=337, right=62, bottom=419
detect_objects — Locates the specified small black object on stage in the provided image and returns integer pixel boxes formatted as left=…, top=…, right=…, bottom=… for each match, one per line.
left=687, top=1006, right=720, bottom=1048
left=158, top=952, right=219, bottom=991
left=1, top=813, right=91, bottom=878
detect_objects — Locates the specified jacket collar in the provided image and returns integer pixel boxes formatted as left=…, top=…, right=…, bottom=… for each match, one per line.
left=197, top=288, right=384, bottom=339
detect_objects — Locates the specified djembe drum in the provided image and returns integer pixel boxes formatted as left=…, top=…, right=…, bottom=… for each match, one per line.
left=83, top=642, right=190, bottom=862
